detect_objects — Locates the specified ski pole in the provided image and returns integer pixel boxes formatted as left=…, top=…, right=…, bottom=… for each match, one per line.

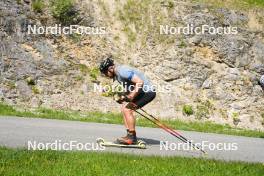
left=134, top=109, right=189, bottom=143
left=139, top=108, right=197, bottom=147
left=135, top=109, right=205, bottom=153
left=134, top=108, right=206, bottom=154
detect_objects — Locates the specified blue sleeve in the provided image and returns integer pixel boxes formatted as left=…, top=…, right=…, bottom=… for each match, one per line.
left=119, top=68, right=134, bottom=81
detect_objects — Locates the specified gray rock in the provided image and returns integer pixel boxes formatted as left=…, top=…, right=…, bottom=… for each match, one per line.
left=1, top=0, right=264, bottom=131
left=38, top=46, right=69, bottom=76
left=230, top=103, right=244, bottom=110
left=30, top=97, right=41, bottom=108
left=16, top=80, right=32, bottom=99
left=212, top=36, right=250, bottom=66
left=248, top=40, right=264, bottom=73
left=0, top=88, right=4, bottom=99
left=188, top=35, right=202, bottom=45
left=252, top=85, right=263, bottom=96
left=1, top=56, right=39, bottom=80
left=183, top=13, right=218, bottom=27
left=35, top=41, right=54, bottom=60
left=251, top=40, right=264, bottom=61
left=215, top=8, right=248, bottom=26
left=235, top=54, right=251, bottom=67
left=227, top=68, right=240, bottom=75
left=249, top=63, right=264, bottom=74
left=202, top=79, right=212, bottom=89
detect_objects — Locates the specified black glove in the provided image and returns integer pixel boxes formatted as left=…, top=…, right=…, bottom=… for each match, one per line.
left=114, top=94, right=130, bottom=104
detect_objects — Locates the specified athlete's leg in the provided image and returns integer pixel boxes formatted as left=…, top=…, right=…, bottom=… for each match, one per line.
left=116, top=103, right=137, bottom=144
left=117, top=91, right=156, bottom=144
left=121, top=103, right=135, bottom=131
left=121, top=105, right=129, bottom=129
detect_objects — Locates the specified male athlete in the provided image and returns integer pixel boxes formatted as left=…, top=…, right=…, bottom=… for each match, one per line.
left=99, top=56, right=156, bottom=145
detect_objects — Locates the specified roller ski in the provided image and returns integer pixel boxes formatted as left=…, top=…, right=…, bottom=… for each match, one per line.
left=96, top=138, right=147, bottom=149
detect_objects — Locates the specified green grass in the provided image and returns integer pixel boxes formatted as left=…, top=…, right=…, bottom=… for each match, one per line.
left=117, top=0, right=176, bottom=46
left=192, top=0, right=264, bottom=10
left=0, top=147, right=263, bottom=176
left=238, top=0, right=264, bottom=8
left=0, top=102, right=264, bottom=138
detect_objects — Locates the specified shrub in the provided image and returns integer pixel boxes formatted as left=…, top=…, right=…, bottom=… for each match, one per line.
left=182, top=105, right=194, bottom=116
left=232, top=112, right=240, bottom=125
left=75, top=75, right=84, bottom=81
left=79, top=64, right=89, bottom=74
left=51, top=0, right=78, bottom=25
left=219, top=109, right=228, bottom=119
left=195, top=105, right=209, bottom=119
left=168, top=1, right=174, bottom=8
left=32, top=0, right=45, bottom=13
left=89, top=67, right=100, bottom=82
left=195, top=100, right=213, bottom=119
left=179, top=38, right=187, bottom=48
left=69, top=33, right=81, bottom=43
left=232, top=112, right=239, bottom=118
left=16, top=0, right=22, bottom=5
left=26, top=77, right=35, bottom=86
left=32, top=86, right=40, bottom=94
left=6, top=81, right=16, bottom=89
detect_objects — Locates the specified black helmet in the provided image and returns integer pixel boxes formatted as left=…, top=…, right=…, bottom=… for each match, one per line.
left=99, top=56, right=114, bottom=73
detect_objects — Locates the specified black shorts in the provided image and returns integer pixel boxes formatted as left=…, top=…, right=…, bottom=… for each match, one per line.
left=132, top=90, right=156, bottom=108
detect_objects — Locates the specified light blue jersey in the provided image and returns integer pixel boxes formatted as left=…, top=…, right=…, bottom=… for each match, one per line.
left=115, top=65, right=154, bottom=92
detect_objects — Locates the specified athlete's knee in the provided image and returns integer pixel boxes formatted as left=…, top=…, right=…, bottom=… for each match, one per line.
left=121, top=104, right=133, bottom=114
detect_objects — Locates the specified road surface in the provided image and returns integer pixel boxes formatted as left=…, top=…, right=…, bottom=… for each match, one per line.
left=0, top=116, right=263, bottom=163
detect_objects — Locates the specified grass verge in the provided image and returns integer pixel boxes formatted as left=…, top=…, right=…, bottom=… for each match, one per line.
left=0, top=102, right=264, bottom=138
left=0, top=147, right=263, bottom=176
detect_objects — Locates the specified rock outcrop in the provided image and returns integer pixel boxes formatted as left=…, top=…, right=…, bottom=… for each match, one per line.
left=0, top=0, right=263, bottom=130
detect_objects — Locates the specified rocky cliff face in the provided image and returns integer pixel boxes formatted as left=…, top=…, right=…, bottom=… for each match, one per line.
left=0, top=0, right=264, bottom=130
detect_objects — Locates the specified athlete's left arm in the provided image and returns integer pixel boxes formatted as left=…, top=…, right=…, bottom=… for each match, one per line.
left=127, top=75, right=144, bottom=100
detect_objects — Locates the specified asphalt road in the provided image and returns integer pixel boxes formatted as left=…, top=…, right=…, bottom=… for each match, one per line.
left=0, top=116, right=263, bottom=163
